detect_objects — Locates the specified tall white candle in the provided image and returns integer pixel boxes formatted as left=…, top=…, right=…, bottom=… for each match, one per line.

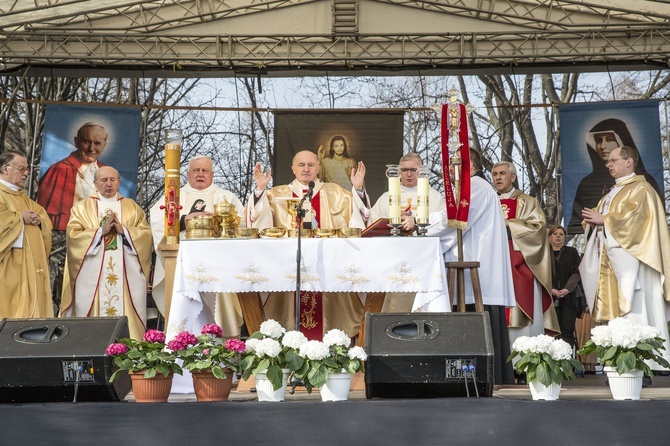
left=417, top=177, right=430, bottom=222
left=388, top=176, right=401, bottom=223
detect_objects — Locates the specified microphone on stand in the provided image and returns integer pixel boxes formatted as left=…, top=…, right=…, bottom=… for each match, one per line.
left=303, top=181, right=315, bottom=202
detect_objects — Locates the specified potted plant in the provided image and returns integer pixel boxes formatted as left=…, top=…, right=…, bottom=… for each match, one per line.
left=169, top=323, right=247, bottom=401
left=507, top=334, right=582, bottom=400
left=106, top=329, right=182, bottom=402
left=238, top=319, right=307, bottom=401
left=294, top=328, right=367, bottom=401
left=577, top=317, right=670, bottom=400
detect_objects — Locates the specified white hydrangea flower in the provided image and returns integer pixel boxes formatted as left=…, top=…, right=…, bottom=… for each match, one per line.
left=348, top=346, right=368, bottom=361
left=511, top=336, right=532, bottom=354
left=259, top=319, right=286, bottom=339
left=282, top=330, right=308, bottom=349
left=590, top=325, right=613, bottom=347
left=548, top=339, right=573, bottom=361
left=323, top=329, right=350, bottom=348
left=245, top=338, right=260, bottom=353
left=299, top=340, right=330, bottom=360
left=254, top=338, right=282, bottom=358
left=530, top=335, right=554, bottom=354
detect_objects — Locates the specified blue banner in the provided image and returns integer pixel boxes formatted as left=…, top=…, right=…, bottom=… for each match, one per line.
left=559, top=100, right=664, bottom=234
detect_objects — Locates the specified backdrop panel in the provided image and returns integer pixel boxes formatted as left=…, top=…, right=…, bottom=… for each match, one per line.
left=274, top=110, right=405, bottom=204
left=39, top=104, right=142, bottom=200
left=559, top=100, right=664, bottom=234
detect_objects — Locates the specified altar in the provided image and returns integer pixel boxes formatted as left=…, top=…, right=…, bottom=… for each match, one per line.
left=165, top=236, right=449, bottom=341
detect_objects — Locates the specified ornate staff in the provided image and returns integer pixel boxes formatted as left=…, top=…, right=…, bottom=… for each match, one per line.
left=432, top=87, right=482, bottom=312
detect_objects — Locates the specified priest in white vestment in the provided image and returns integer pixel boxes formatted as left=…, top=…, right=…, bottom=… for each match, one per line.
left=60, top=166, right=153, bottom=340
left=247, top=150, right=370, bottom=338
left=150, top=155, right=245, bottom=337
left=370, top=152, right=445, bottom=312
left=426, top=149, right=516, bottom=384
left=581, top=146, right=670, bottom=371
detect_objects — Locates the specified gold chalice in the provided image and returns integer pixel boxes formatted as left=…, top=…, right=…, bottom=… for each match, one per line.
left=286, top=199, right=301, bottom=230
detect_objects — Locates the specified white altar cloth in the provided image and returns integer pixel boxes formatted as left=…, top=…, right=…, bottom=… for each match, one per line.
left=165, top=237, right=449, bottom=392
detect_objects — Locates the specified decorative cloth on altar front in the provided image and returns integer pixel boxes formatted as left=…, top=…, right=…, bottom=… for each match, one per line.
left=166, top=237, right=449, bottom=335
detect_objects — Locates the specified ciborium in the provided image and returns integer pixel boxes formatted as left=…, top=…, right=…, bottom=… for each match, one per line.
left=214, top=197, right=240, bottom=238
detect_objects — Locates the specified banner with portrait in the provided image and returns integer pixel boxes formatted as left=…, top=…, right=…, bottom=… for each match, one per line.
left=559, top=100, right=664, bottom=234
left=274, top=110, right=405, bottom=204
left=38, top=104, right=142, bottom=231
left=40, top=104, right=141, bottom=197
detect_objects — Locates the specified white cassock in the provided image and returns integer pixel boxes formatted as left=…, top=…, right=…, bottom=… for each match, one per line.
left=426, top=176, right=515, bottom=308
left=149, top=183, right=246, bottom=337
left=426, top=176, right=516, bottom=384
left=371, top=184, right=446, bottom=312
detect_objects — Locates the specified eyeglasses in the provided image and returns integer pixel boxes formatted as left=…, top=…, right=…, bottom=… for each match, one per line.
left=5, top=164, right=29, bottom=173
left=605, top=157, right=626, bottom=166
left=400, top=168, right=418, bottom=173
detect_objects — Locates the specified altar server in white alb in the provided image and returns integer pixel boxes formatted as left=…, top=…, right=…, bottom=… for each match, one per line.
left=61, top=166, right=152, bottom=340
left=581, top=146, right=670, bottom=371
left=426, top=149, right=516, bottom=385
left=149, top=155, right=246, bottom=336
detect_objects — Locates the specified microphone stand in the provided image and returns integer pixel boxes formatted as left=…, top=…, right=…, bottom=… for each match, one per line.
left=290, top=185, right=312, bottom=393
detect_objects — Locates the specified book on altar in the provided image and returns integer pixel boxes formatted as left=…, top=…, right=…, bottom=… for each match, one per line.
left=361, top=218, right=413, bottom=237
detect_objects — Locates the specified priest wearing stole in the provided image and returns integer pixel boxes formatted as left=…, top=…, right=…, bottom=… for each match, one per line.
left=61, top=166, right=152, bottom=340
left=491, top=161, right=560, bottom=354
left=581, top=146, right=670, bottom=372
left=370, top=152, right=445, bottom=313
left=247, top=150, right=370, bottom=339
left=149, top=155, right=245, bottom=337
left=0, top=150, right=54, bottom=319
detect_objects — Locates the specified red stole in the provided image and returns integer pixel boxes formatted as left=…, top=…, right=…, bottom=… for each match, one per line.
left=292, top=189, right=323, bottom=340
left=500, top=198, right=551, bottom=326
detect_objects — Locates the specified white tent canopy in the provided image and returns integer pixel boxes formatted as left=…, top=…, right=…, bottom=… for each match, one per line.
left=0, top=0, right=669, bottom=76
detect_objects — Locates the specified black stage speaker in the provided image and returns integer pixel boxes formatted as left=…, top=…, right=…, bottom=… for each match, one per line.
left=0, top=317, right=131, bottom=403
left=365, top=312, right=494, bottom=398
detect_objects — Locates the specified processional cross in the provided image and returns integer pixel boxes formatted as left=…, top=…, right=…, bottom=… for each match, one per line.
left=432, top=87, right=484, bottom=312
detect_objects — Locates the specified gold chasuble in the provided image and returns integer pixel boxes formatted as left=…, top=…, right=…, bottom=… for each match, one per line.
left=61, top=192, right=153, bottom=340
left=500, top=189, right=559, bottom=334
left=0, top=183, right=53, bottom=319
left=583, top=175, right=670, bottom=321
left=249, top=179, right=366, bottom=339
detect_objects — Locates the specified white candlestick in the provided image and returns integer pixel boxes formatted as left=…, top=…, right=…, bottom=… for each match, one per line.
left=388, top=176, right=401, bottom=223
left=417, top=177, right=430, bottom=222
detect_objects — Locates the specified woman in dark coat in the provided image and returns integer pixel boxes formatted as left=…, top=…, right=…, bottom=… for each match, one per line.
left=548, top=225, right=585, bottom=349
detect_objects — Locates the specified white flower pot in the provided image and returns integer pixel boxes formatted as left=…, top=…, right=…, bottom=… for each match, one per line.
left=604, top=366, right=643, bottom=400
left=528, top=380, right=561, bottom=401
left=255, top=369, right=290, bottom=402
left=320, top=371, right=352, bottom=402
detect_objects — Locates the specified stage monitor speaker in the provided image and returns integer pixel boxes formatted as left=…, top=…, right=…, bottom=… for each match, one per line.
left=0, top=317, right=131, bottom=403
left=364, top=312, right=494, bottom=398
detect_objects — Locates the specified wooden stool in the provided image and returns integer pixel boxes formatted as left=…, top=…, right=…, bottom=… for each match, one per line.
left=445, top=261, right=484, bottom=313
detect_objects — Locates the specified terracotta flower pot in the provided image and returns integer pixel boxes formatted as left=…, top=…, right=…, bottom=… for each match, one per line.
left=129, top=371, right=173, bottom=403
left=191, top=368, right=234, bottom=402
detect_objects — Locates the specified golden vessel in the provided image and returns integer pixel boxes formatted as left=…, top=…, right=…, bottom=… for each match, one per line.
left=337, top=228, right=361, bottom=238
left=260, top=227, right=286, bottom=238
left=185, top=216, right=214, bottom=239
left=214, top=198, right=240, bottom=238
